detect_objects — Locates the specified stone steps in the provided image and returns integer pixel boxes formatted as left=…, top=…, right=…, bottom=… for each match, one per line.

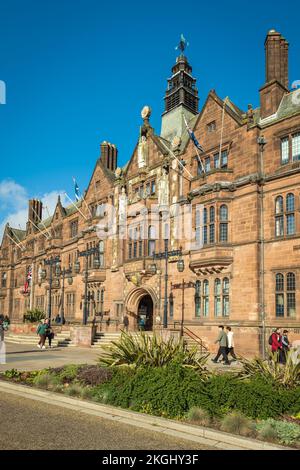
left=91, top=331, right=153, bottom=348
left=5, top=332, right=73, bottom=348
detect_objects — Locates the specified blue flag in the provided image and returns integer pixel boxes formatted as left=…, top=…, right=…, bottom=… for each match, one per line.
left=187, top=127, right=204, bottom=153
left=183, top=115, right=204, bottom=152
left=73, top=177, right=81, bottom=201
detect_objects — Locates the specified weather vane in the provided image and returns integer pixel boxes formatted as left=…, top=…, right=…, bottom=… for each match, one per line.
left=175, top=34, right=189, bottom=54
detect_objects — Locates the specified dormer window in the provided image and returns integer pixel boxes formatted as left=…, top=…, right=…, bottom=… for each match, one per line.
left=207, top=121, right=216, bottom=132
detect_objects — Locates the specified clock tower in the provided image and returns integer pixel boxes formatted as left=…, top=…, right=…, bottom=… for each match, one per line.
left=161, top=36, right=199, bottom=141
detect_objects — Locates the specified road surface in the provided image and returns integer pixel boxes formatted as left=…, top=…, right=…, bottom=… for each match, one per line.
left=0, top=391, right=213, bottom=450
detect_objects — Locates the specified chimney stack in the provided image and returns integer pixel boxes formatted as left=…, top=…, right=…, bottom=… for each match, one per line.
left=28, top=199, right=43, bottom=224
left=265, top=29, right=289, bottom=89
left=260, top=29, right=289, bottom=120
left=100, top=141, right=118, bottom=172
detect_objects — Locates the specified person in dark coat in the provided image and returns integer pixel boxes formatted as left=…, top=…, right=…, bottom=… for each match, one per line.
left=211, top=325, right=230, bottom=365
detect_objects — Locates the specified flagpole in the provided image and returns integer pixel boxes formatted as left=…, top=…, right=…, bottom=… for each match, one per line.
left=64, top=192, right=88, bottom=221
left=11, top=227, right=24, bottom=247
left=31, top=206, right=52, bottom=238
left=183, top=114, right=205, bottom=174
left=29, top=263, right=34, bottom=310
left=72, top=177, right=93, bottom=219
left=158, top=138, right=193, bottom=180
left=30, top=220, right=51, bottom=240
left=219, top=97, right=228, bottom=164
left=6, top=233, right=25, bottom=251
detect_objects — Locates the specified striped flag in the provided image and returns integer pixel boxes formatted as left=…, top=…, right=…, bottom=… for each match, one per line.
left=23, top=266, right=32, bottom=294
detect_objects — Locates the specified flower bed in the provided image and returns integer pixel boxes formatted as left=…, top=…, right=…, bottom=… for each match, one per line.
left=1, top=362, right=300, bottom=448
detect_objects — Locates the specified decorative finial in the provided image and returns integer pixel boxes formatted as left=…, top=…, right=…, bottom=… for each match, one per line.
left=141, top=105, right=151, bottom=121
left=175, top=34, right=189, bottom=54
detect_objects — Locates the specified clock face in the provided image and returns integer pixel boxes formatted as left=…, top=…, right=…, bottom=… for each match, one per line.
left=141, top=105, right=151, bottom=119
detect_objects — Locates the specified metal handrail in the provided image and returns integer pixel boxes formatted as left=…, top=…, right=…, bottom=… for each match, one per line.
left=173, top=321, right=208, bottom=353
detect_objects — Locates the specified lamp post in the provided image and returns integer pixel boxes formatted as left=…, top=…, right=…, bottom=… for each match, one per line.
left=41, top=256, right=61, bottom=324
left=150, top=240, right=184, bottom=329
left=55, top=265, right=73, bottom=324
left=171, top=280, right=195, bottom=337
left=74, top=246, right=100, bottom=325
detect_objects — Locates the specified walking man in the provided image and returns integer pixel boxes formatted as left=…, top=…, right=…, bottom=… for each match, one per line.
left=226, top=326, right=237, bottom=360
left=37, top=319, right=49, bottom=349
left=281, top=329, right=290, bottom=364
left=211, top=325, right=230, bottom=365
left=123, top=313, right=129, bottom=332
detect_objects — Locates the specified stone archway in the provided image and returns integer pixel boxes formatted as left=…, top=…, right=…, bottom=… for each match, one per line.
left=124, top=287, right=158, bottom=331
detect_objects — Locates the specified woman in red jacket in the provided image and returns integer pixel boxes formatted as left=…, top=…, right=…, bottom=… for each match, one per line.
left=271, top=328, right=283, bottom=359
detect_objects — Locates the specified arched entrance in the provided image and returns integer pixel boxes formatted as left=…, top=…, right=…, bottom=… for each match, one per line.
left=124, top=287, right=158, bottom=331
left=137, top=294, right=153, bottom=331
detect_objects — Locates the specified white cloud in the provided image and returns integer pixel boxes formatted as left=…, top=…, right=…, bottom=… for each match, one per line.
left=0, top=179, right=67, bottom=241
left=0, top=179, right=27, bottom=211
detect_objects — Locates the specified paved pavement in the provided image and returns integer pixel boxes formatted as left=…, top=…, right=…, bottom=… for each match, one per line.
left=0, top=391, right=212, bottom=450
left=0, top=342, right=100, bottom=371
left=0, top=342, right=242, bottom=372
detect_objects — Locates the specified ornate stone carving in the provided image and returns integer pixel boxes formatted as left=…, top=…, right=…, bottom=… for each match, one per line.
left=158, top=168, right=169, bottom=207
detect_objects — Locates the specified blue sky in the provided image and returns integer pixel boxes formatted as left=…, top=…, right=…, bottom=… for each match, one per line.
left=0, top=0, right=299, bottom=234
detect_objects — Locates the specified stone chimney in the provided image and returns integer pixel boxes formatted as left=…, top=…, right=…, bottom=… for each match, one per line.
left=28, top=199, right=43, bottom=224
left=260, top=29, right=289, bottom=119
left=100, top=141, right=118, bottom=172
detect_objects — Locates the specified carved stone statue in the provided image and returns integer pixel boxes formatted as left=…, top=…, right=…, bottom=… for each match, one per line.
left=137, top=135, right=148, bottom=168
left=158, top=169, right=169, bottom=207
left=119, top=187, right=127, bottom=224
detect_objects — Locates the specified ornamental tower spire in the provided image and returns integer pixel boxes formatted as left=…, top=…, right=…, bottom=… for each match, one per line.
left=161, top=34, right=199, bottom=141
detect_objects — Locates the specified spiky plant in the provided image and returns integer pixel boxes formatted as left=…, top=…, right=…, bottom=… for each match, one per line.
left=238, top=350, right=300, bottom=388
left=98, top=331, right=209, bottom=377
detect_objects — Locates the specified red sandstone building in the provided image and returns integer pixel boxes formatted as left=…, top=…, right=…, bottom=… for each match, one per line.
left=1, top=30, right=300, bottom=355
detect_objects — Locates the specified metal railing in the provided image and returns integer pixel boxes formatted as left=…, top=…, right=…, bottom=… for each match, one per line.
left=173, top=321, right=208, bottom=354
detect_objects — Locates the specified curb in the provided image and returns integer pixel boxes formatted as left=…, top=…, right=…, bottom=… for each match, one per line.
left=0, top=380, right=290, bottom=451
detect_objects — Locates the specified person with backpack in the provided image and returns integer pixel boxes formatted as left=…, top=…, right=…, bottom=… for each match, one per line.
left=37, top=319, right=49, bottom=349
left=211, top=325, right=230, bottom=365
left=46, top=324, right=55, bottom=348
left=269, top=328, right=282, bottom=361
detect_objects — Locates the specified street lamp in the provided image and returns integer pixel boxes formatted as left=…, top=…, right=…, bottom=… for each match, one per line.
left=43, top=256, right=61, bottom=324
left=75, top=246, right=100, bottom=325
left=55, top=266, right=73, bottom=324
left=152, top=240, right=184, bottom=329
left=171, top=280, right=195, bottom=337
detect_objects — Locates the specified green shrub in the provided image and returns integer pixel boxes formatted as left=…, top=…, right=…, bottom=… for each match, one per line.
left=49, top=364, right=80, bottom=384
left=90, top=366, right=300, bottom=421
left=3, top=369, right=22, bottom=380
left=239, top=352, right=300, bottom=388
left=256, top=422, right=278, bottom=442
left=23, top=309, right=45, bottom=323
left=203, top=375, right=300, bottom=419
left=186, top=407, right=211, bottom=426
left=92, top=364, right=209, bottom=418
left=98, top=331, right=209, bottom=375
left=256, top=419, right=300, bottom=445
left=220, top=411, right=255, bottom=437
